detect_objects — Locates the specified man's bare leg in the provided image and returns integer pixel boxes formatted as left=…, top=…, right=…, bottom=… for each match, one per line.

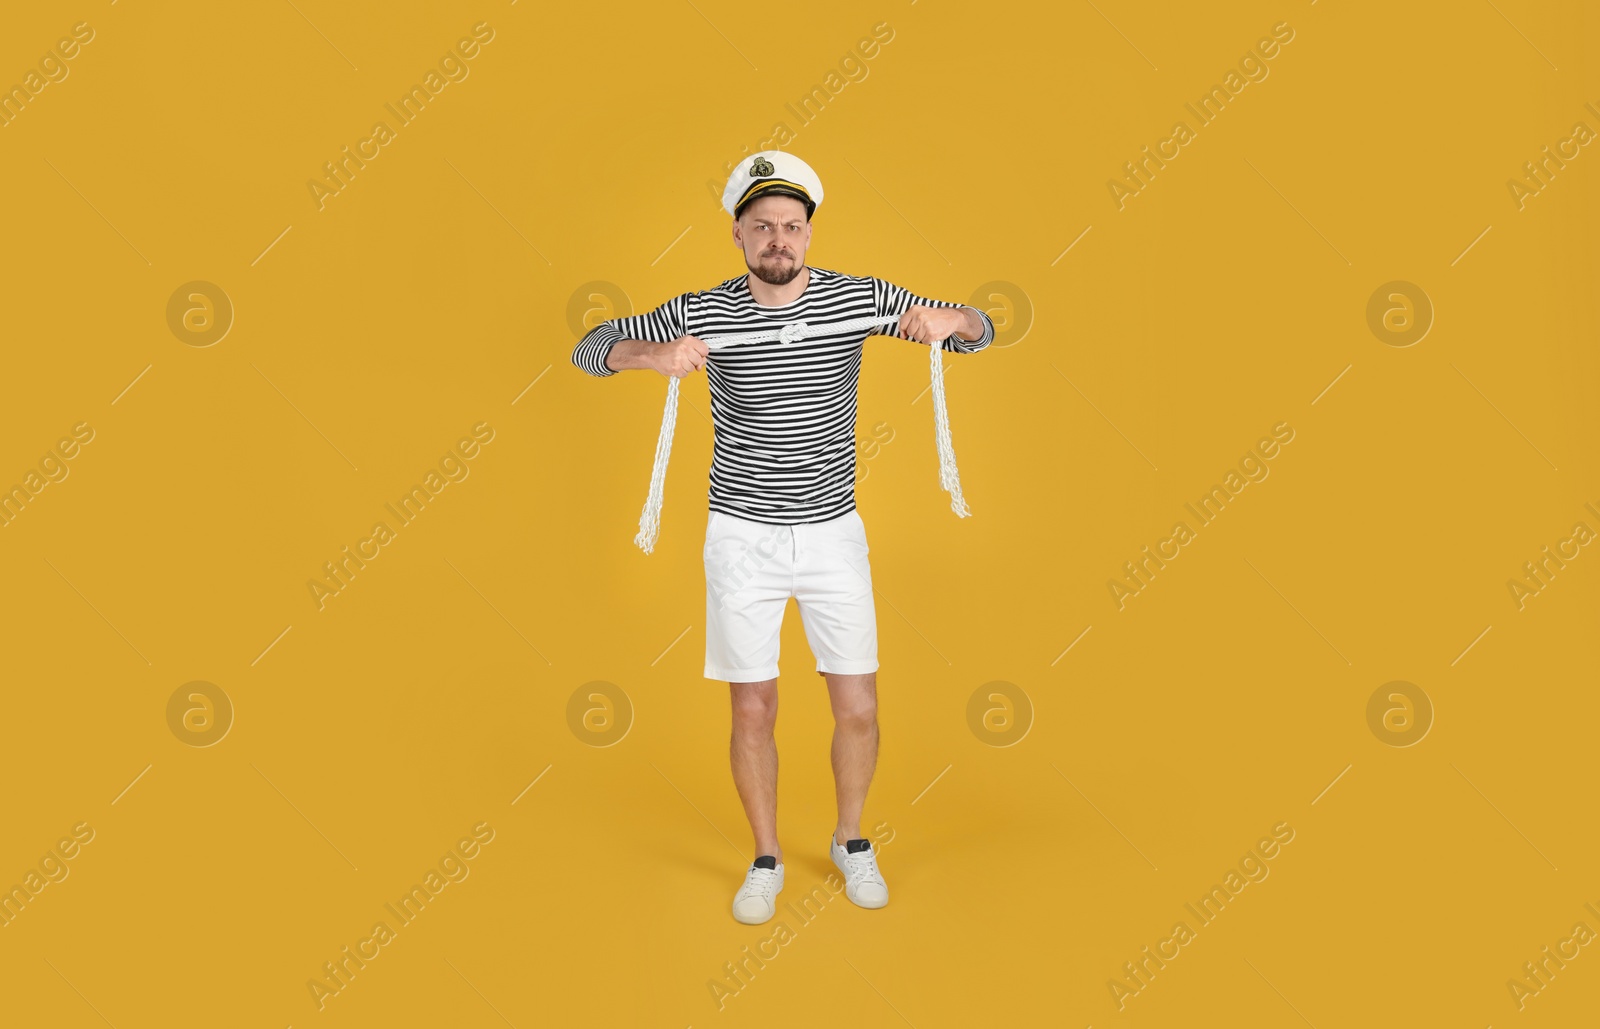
left=823, top=671, right=878, bottom=845
left=730, top=678, right=782, bottom=862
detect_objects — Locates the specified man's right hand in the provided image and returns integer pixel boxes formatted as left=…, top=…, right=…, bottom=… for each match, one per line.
left=653, top=335, right=710, bottom=379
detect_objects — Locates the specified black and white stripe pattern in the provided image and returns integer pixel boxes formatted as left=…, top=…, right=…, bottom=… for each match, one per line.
left=571, top=267, right=994, bottom=525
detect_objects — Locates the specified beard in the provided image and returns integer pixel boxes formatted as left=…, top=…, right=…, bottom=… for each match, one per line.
left=747, top=250, right=804, bottom=286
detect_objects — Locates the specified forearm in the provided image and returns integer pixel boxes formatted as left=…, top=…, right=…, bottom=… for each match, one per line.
left=601, top=339, right=661, bottom=373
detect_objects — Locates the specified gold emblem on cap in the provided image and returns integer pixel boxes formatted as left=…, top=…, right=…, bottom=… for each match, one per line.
left=750, top=156, right=775, bottom=177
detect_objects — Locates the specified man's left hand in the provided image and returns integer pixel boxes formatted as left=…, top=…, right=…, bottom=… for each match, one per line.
left=897, top=305, right=975, bottom=345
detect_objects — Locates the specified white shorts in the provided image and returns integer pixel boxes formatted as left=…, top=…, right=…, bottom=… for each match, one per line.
left=703, top=508, right=879, bottom=682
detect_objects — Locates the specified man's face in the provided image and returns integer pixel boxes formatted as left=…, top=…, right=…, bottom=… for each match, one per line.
left=733, top=195, right=812, bottom=286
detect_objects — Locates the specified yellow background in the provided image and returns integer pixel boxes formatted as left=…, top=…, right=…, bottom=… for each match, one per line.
left=1, top=0, right=1596, bottom=1026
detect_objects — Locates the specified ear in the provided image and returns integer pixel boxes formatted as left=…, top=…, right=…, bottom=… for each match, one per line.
left=731, top=218, right=743, bottom=247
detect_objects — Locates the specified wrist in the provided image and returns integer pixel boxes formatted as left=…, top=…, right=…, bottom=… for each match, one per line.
left=954, top=306, right=980, bottom=341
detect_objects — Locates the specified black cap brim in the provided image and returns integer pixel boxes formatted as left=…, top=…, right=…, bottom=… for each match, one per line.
left=734, top=182, right=816, bottom=220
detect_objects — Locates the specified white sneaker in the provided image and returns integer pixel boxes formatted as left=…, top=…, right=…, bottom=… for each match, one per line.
left=731, top=856, right=783, bottom=924
left=830, top=836, right=888, bottom=909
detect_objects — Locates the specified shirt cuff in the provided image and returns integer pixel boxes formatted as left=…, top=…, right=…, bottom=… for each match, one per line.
left=572, top=325, right=624, bottom=377
left=943, top=306, right=995, bottom=353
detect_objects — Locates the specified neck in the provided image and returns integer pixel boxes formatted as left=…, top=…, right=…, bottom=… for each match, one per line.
left=746, top=264, right=811, bottom=308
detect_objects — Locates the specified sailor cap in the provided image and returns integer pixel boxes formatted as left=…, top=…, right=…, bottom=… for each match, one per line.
left=721, top=150, right=824, bottom=220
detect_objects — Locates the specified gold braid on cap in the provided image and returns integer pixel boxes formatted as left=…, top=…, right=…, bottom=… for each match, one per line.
left=736, top=178, right=811, bottom=210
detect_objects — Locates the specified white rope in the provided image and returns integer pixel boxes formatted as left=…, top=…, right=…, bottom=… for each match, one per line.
left=928, top=332, right=970, bottom=517
left=631, top=375, right=682, bottom=553
left=633, top=313, right=972, bottom=553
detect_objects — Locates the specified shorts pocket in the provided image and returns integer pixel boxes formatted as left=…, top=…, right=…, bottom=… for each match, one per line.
left=849, top=510, right=869, bottom=554
left=704, top=513, right=722, bottom=556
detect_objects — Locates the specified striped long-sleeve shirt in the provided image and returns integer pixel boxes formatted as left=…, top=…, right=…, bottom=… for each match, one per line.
left=571, top=266, right=994, bottom=525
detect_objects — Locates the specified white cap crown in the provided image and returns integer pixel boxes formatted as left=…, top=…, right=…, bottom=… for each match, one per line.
left=721, top=151, right=825, bottom=219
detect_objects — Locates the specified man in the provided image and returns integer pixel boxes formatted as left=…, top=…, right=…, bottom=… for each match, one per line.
left=571, top=151, right=994, bottom=924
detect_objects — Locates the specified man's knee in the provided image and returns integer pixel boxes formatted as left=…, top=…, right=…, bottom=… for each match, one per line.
left=730, top=681, right=778, bottom=730
left=830, top=681, right=877, bottom=730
